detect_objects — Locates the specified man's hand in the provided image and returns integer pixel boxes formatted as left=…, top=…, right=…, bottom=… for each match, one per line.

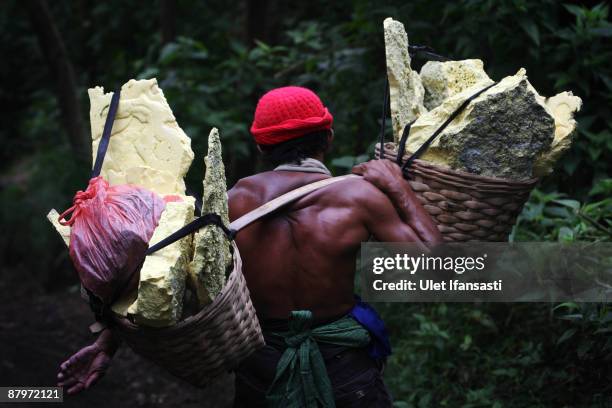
left=57, top=329, right=119, bottom=395
left=353, top=159, right=444, bottom=246
left=352, top=159, right=405, bottom=195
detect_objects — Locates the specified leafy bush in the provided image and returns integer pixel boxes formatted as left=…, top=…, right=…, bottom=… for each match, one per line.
left=1, top=1, right=610, bottom=406
left=382, top=179, right=612, bottom=407
left=512, top=179, right=612, bottom=242
left=381, top=300, right=612, bottom=407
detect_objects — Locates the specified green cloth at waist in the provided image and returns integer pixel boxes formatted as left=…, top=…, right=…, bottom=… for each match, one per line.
left=265, top=310, right=371, bottom=408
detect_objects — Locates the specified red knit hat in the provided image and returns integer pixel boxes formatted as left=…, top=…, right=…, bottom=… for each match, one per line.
left=250, top=86, right=333, bottom=145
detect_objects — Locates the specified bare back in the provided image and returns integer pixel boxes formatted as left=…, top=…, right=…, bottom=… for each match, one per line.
left=228, top=166, right=440, bottom=322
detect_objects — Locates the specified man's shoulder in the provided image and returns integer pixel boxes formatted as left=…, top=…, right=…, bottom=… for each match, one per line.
left=329, top=176, right=387, bottom=202
left=230, top=171, right=285, bottom=198
left=232, top=171, right=276, bottom=190
left=227, top=174, right=273, bottom=219
left=229, top=171, right=325, bottom=217
left=231, top=171, right=332, bottom=199
left=229, top=171, right=389, bottom=214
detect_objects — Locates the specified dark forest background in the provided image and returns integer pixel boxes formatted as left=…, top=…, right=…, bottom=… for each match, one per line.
left=1, top=1, right=611, bottom=407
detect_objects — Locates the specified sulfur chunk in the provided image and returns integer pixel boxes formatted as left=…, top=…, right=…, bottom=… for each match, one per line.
left=533, top=92, right=582, bottom=176
left=126, top=197, right=195, bottom=327
left=47, top=209, right=70, bottom=246
left=49, top=79, right=198, bottom=325
left=406, top=69, right=555, bottom=180
left=383, top=17, right=427, bottom=143
left=420, top=59, right=494, bottom=110
left=189, top=128, right=232, bottom=305
left=88, top=78, right=194, bottom=196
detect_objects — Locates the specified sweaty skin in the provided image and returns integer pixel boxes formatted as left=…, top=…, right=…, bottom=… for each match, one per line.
left=229, top=158, right=443, bottom=322
left=57, top=158, right=442, bottom=392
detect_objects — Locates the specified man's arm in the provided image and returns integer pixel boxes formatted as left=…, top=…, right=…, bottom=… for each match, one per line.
left=353, top=159, right=443, bottom=248
left=57, top=328, right=120, bottom=394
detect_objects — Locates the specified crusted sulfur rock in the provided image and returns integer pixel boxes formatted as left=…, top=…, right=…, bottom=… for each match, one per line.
left=406, top=69, right=555, bottom=180
left=88, top=78, right=194, bottom=196
left=47, top=209, right=70, bottom=246
left=533, top=92, right=582, bottom=176
left=420, top=59, right=494, bottom=110
left=126, top=197, right=195, bottom=327
left=189, top=128, right=231, bottom=305
left=48, top=79, right=198, bottom=323
left=111, top=290, right=137, bottom=317
left=383, top=17, right=427, bottom=143
left=46, top=204, right=190, bottom=322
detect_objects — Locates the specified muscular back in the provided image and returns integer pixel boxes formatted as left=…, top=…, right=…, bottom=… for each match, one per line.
left=228, top=168, right=436, bottom=322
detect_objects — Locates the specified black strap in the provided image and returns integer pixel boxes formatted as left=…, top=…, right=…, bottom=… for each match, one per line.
left=396, top=120, right=416, bottom=165
left=408, top=45, right=451, bottom=62
left=378, top=78, right=389, bottom=159
left=146, top=213, right=236, bottom=255
left=92, top=90, right=121, bottom=178
left=401, top=81, right=498, bottom=172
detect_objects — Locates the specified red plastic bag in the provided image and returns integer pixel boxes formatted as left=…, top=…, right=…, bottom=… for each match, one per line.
left=59, top=177, right=166, bottom=304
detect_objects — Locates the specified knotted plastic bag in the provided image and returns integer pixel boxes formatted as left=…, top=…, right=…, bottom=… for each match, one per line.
left=59, top=176, right=166, bottom=305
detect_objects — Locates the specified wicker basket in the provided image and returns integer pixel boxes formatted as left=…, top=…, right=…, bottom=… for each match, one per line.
left=110, top=242, right=264, bottom=388
left=378, top=143, right=538, bottom=242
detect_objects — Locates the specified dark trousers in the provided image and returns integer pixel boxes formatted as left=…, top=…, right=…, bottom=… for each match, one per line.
left=233, top=337, right=392, bottom=407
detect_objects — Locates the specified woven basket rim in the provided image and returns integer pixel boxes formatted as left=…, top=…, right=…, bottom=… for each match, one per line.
left=112, top=241, right=247, bottom=333
left=411, top=158, right=539, bottom=187
left=379, top=143, right=539, bottom=187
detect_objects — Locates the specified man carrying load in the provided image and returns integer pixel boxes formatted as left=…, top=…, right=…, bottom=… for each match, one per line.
left=57, top=86, right=442, bottom=407
left=231, top=86, right=442, bottom=407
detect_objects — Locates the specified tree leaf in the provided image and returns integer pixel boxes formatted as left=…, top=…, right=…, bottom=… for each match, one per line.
left=556, top=328, right=577, bottom=345
left=558, top=226, right=575, bottom=241
left=554, top=199, right=581, bottom=211
left=563, top=4, right=585, bottom=18
left=520, top=20, right=540, bottom=46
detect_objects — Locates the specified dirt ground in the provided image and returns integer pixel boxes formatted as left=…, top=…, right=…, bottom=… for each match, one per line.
left=0, top=270, right=234, bottom=408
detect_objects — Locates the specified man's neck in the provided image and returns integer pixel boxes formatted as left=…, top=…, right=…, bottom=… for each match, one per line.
left=274, top=157, right=331, bottom=176
left=311, top=153, right=325, bottom=162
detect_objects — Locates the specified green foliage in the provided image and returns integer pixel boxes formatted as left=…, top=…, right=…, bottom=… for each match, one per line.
left=382, top=179, right=612, bottom=406
left=130, top=17, right=383, bottom=187
left=1, top=1, right=611, bottom=406
left=512, top=178, right=612, bottom=242
left=381, top=301, right=612, bottom=407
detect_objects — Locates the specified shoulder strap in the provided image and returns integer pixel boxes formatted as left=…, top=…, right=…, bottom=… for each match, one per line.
left=92, top=89, right=121, bottom=178
left=229, top=174, right=360, bottom=232
left=144, top=174, right=360, bottom=256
